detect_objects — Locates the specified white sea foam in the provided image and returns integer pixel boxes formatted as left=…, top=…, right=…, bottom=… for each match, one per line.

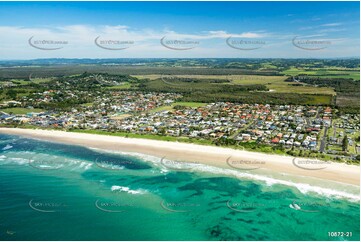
left=78, top=161, right=93, bottom=170
left=83, top=148, right=361, bottom=202
left=38, top=164, right=56, bottom=169
left=111, top=185, right=147, bottom=195
left=189, top=164, right=360, bottom=202
left=42, top=156, right=94, bottom=171
left=289, top=203, right=301, bottom=210
left=116, top=151, right=360, bottom=201
left=96, top=162, right=124, bottom=170
left=160, top=168, right=169, bottom=174
left=90, top=148, right=162, bottom=165
left=2, top=144, right=13, bottom=150
left=1, top=150, right=94, bottom=171
left=89, top=148, right=169, bottom=174
left=8, top=157, right=29, bottom=165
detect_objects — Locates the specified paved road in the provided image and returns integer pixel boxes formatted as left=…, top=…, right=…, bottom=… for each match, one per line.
left=315, top=108, right=321, bottom=119
left=319, top=126, right=329, bottom=153
left=320, top=118, right=332, bottom=153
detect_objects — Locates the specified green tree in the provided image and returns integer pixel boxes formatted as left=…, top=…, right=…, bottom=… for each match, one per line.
left=6, top=89, right=17, bottom=99
left=342, top=135, right=349, bottom=152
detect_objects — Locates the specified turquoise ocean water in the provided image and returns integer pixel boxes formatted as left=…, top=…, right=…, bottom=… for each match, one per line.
left=0, top=134, right=359, bottom=241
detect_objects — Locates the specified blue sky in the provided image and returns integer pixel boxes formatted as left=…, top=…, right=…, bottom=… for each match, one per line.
left=0, top=1, right=359, bottom=59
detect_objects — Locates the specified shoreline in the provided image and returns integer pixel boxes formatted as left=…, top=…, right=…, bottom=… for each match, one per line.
left=0, top=127, right=359, bottom=186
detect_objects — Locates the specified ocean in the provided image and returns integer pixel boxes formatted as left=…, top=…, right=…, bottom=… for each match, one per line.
left=0, top=134, right=359, bottom=241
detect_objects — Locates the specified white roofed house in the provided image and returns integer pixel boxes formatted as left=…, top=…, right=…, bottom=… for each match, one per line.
left=241, top=133, right=251, bottom=141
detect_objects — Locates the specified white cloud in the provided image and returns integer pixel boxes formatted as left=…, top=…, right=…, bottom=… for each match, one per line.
left=319, top=28, right=346, bottom=33
left=0, top=24, right=357, bottom=59
left=321, top=22, right=342, bottom=27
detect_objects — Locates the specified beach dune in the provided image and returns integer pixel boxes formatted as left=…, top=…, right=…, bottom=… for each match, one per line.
left=0, top=128, right=359, bottom=186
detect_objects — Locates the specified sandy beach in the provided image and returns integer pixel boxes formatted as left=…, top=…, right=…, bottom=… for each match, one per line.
left=0, top=127, right=359, bottom=186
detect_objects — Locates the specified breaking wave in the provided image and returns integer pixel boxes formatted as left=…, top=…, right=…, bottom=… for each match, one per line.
left=111, top=185, right=147, bottom=195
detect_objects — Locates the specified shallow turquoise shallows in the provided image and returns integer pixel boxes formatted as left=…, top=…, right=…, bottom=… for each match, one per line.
left=0, top=134, right=359, bottom=241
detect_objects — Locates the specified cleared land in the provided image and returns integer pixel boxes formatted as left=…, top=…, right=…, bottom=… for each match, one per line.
left=0, top=107, right=44, bottom=114
left=336, top=94, right=360, bottom=108
left=133, top=74, right=336, bottom=95
left=10, top=78, right=54, bottom=85
left=281, top=68, right=360, bottom=80
left=106, top=82, right=132, bottom=90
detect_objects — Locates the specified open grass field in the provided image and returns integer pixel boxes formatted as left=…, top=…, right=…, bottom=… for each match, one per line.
left=10, top=78, right=54, bottom=85
left=336, top=94, right=360, bottom=108
left=147, top=105, right=174, bottom=113
left=0, top=107, right=44, bottom=114
left=81, top=102, right=93, bottom=107
left=105, top=82, right=132, bottom=90
left=133, top=74, right=336, bottom=95
left=111, top=114, right=132, bottom=120
left=281, top=68, right=360, bottom=80
left=172, top=101, right=207, bottom=107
